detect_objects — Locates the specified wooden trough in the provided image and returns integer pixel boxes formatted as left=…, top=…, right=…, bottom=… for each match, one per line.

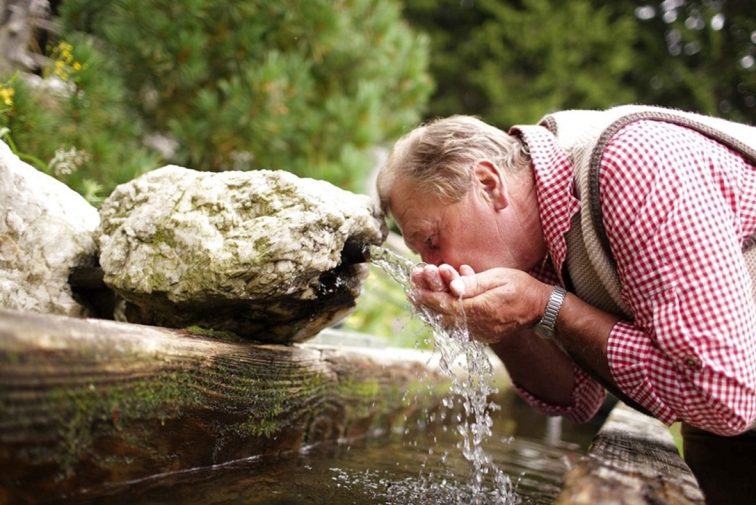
left=0, top=309, right=455, bottom=504
left=1, top=307, right=708, bottom=505
left=556, top=402, right=705, bottom=505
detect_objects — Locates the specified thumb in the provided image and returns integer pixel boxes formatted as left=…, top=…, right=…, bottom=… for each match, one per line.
left=448, top=264, right=475, bottom=296
left=449, top=270, right=501, bottom=298
left=449, top=278, right=467, bottom=297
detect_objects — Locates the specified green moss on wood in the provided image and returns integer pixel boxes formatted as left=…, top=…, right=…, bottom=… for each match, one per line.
left=184, top=326, right=244, bottom=343
left=1, top=321, right=455, bottom=495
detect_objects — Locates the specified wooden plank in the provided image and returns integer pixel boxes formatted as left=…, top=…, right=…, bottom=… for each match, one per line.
left=0, top=309, right=453, bottom=504
left=555, top=402, right=705, bottom=505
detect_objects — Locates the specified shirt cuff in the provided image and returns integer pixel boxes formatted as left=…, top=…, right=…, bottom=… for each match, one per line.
left=513, top=361, right=606, bottom=423
left=607, top=321, right=678, bottom=425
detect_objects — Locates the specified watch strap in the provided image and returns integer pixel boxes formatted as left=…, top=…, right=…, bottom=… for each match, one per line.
left=535, top=285, right=567, bottom=339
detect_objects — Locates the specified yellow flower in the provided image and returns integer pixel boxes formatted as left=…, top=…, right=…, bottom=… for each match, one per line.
left=44, top=42, right=86, bottom=82
left=0, top=87, right=14, bottom=106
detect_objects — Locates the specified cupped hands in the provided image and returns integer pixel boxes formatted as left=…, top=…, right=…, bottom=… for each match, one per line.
left=409, top=264, right=551, bottom=344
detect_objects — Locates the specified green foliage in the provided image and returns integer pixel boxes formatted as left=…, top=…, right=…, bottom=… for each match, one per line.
left=624, top=0, right=756, bottom=124
left=404, top=0, right=756, bottom=127
left=0, top=35, right=160, bottom=205
left=669, top=422, right=684, bottom=455
left=403, top=0, right=638, bottom=127
left=58, top=0, right=433, bottom=192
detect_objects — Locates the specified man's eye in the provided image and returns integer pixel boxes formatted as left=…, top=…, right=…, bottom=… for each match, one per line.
left=425, top=236, right=438, bottom=249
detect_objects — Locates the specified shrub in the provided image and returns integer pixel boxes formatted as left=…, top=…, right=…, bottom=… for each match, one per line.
left=57, top=0, right=433, bottom=193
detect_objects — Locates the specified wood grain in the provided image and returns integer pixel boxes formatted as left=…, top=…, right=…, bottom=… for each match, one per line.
left=555, top=402, right=705, bottom=505
left=0, top=309, right=452, bottom=503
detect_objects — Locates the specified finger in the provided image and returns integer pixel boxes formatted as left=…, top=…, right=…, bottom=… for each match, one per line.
left=449, top=277, right=466, bottom=297
left=438, top=264, right=461, bottom=286
left=422, top=264, right=448, bottom=291
left=410, top=264, right=438, bottom=291
left=449, top=265, right=476, bottom=296
left=412, top=289, right=460, bottom=316
left=450, top=269, right=509, bottom=298
left=459, top=264, right=475, bottom=276
left=410, top=268, right=430, bottom=291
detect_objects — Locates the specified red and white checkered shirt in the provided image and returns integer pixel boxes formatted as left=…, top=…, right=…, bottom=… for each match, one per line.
left=511, top=119, right=756, bottom=435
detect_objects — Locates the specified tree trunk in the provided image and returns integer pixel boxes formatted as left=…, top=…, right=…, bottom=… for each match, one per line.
left=0, top=0, right=53, bottom=74
left=0, top=309, right=454, bottom=504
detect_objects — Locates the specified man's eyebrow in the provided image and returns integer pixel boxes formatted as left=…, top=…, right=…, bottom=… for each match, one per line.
left=407, top=228, right=423, bottom=244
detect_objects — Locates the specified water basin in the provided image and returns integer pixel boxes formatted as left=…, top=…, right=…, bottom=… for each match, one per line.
left=72, top=392, right=600, bottom=505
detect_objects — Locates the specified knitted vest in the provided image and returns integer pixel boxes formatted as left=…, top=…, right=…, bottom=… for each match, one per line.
left=539, top=105, right=756, bottom=321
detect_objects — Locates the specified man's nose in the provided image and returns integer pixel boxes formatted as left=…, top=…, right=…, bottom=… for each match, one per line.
left=421, top=251, right=443, bottom=267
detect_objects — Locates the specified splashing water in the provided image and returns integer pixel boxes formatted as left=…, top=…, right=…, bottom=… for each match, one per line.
left=367, top=245, right=518, bottom=504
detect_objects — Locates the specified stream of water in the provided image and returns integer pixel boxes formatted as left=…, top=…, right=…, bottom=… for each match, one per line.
left=366, top=246, right=518, bottom=504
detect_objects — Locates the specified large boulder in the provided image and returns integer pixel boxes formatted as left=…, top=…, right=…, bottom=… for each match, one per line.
left=98, top=166, right=386, bottom=343
left=0, top=140, right=99, bottom=316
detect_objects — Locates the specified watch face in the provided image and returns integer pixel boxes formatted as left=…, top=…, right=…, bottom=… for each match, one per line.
left=534, top=324, right=554, bottom=339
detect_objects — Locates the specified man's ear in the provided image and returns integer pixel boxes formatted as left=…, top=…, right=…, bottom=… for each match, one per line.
left=473, top=160, right=508, bottom=211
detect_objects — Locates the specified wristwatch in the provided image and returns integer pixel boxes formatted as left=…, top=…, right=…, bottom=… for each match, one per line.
left=534, top=285, right=567, bottom=339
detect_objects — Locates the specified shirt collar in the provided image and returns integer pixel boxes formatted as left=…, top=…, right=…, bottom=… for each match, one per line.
left=509, top=124, right=579, bottom=283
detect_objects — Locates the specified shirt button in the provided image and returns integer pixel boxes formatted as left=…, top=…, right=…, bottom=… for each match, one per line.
left=684, top=356, right=701, bottom=370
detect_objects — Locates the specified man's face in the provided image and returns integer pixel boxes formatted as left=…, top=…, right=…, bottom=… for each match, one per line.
left=389, top=176, right=511, bottom=272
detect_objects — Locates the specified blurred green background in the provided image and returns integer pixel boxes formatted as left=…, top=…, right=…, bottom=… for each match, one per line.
left=1, top=0, right=754, bottom=347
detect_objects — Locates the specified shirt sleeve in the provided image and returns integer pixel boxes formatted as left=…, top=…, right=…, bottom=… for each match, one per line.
left=512, top=364, right=607, bottom=423
left=600, top=121, right=756, bottom=435
left=512, top=261, right=608, bottom=423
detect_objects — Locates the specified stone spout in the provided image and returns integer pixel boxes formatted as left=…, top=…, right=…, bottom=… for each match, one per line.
left=340, top=242, right=371, bottom=266
left=95, top=166, right=387, bottom=344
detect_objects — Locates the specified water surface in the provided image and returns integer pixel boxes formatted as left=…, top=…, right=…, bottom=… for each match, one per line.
left=73, top=392, right=598, bottom=505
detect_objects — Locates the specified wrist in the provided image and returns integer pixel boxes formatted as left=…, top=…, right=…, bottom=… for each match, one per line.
left=534, top=285, right=567, bottom=339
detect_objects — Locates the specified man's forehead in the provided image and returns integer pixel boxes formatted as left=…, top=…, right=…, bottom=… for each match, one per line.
left=395, top=211, right=429, bottom=242
left=398, top=216, right=428, bottom=238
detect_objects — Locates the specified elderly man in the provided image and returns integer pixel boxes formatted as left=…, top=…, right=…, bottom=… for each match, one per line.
left=376, top=105, right=756, bottom=505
